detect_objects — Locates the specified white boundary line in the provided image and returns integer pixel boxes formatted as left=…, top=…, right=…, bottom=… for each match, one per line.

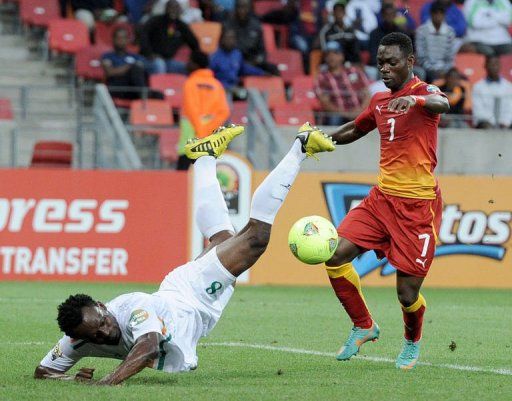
left=203, top=342, right=512, bottom=376
left=4, top=340, right=511, bottom=376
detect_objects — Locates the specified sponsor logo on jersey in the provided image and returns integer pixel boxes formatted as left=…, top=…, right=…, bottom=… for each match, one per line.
left=322, top=183, right=509, bottom=277
left=129, top=309, right=149, bottom=326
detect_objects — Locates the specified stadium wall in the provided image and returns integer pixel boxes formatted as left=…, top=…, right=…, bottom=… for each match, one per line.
left=0, top=168, right=511, bottom=288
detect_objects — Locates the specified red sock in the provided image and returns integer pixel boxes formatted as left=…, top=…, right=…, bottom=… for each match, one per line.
left=401, top=294, right=426, bottom=342
left=327, top=263, right=372, bottom=329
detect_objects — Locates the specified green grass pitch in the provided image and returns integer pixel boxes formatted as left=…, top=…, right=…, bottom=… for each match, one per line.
left=0, top=282, right=511, bottom=401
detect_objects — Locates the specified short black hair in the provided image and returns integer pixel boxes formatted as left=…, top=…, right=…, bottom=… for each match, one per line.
left=379, top=32, right=413, bottom=57
left=430, top=1, right=446, bottom=14
left=333, top=1, right=346, bottom=12
left=190, top=51, right=210, bottom=69
left=57, top=294, right=96, bottom=337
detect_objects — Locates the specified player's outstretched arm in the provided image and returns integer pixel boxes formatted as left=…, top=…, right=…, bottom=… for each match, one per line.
left=329, top=121, right=369, bottom=145
left=96, top=332, right=160, bottom=385
left=388, top=94, right=450, bottom=114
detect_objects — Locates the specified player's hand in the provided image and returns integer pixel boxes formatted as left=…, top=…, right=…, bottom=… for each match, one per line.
left=388, top=96, right=416, bottom=114
left=74, top=367, right=95, bottom=382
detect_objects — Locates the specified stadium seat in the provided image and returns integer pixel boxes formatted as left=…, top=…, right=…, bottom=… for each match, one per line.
left=75, top=45, right=110, bottom=81
left=149, top=73, right=187, bottom=110
left=48, top=19, right=90, bottom=55
left=230, top=101, right=249, bottom=125
left=129, top=99, right=174, bottom=136
left=20, top=0, right=59, bottom=28
left=273, top=103, right=315, bottom=126
left=244, top=76, right=287, bottom=109
left=455, top=53, right=486, bottom=84
left=309, top=49, right=323, bottom=77
left=95, top=21, right=135, bottom=47
left=262, top=23, right=277, bottom=53
left=406, top=0, right=424, bottom=26
left=174, top=46, right=191, bottom=63
left=190, top=22, right=222, bottom=54
left=500, top=54, right=512, bottom=82
left=254, top=1, right=282, bottom=16
left=159, top=127, right=180, bottom=164
left=267, top=49, right=304, bottom=84
left=291, top=75, right=320, bottom=110
left=30, top=141, right=73, bottom=168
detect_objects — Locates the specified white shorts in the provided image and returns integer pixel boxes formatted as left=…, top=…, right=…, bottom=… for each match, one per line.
left=158, top=247, right=236, bottom=336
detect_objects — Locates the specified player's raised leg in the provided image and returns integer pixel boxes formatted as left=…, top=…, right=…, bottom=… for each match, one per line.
left=216, top=123, right=335, bottom=277
left=395, top=271, right=426, bottom=370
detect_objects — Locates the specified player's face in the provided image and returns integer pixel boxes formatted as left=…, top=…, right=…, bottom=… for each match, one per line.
left=73, top=304, right=121, bottom=345
left=377, top=45, right=413, bottom=91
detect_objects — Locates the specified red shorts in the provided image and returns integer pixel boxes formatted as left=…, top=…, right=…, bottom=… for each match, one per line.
left=337, top=187, right=442, bottom=277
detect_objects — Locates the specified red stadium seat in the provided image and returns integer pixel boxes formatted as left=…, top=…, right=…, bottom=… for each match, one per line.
left=273, top=103, right=315, bottom=126
left=244, top=76, right=287, bottom=109
left=48, top=19, right=90, bottom=55
left=190, top=22, right=222, bottom=54
left=20, top=0, right=59, bottom=28
left=267, top=49, right=304, bottom=84
left=30, top=141, right=73, bottom=168
left=291, top=75, right=320, bottom=110
left=75, top=45, right=110, bottom=81
left=500, top=54, right=512, bottom=82
left=130, top=99, right=173, bottom=136
left=159, top=128, right=180, bottom=164
left=262, top=23, right=277, bottom=53
left=230, top=101, right=249, bottom=125
left=95, top=21, right=135, bottom=47
left=455, top=53, right=486, bottom=84
left=149, top=73, right=187, bottom=110
left=113, top=97, right=133, bottom=109
left=254, top=1, right=282, bottom=16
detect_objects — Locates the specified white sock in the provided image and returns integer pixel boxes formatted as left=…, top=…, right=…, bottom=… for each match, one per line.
left=193, top=156, right=235, bottom=238
left=250, top=140, right=305, bottom=225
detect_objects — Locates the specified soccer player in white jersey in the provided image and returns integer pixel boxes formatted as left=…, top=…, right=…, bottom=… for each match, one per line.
left=34, top=123, right=335, bottom=385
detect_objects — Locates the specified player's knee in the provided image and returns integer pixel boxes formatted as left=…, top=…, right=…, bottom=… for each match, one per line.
left=397, top=288, right=418, bottom=307
left=247, top=222, right=271, bottom=257
left=325, top=241, right=356, bottom=267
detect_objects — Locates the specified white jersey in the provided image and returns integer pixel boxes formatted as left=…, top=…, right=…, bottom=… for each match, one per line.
left=40, top=247, right=235, bottom=374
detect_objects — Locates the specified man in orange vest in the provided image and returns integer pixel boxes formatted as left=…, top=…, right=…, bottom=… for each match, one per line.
left=177, top=51, right=230, bottom=170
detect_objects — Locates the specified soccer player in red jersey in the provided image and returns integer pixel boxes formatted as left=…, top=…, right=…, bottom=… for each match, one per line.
left=325, top=32, right=450, bottom=369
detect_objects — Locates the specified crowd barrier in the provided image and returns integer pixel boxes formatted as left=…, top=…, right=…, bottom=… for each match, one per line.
left=1, top=167, right=511, bottom=288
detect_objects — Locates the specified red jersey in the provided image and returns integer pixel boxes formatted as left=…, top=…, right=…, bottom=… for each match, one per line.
left=354, top=77, right=445, bottom=199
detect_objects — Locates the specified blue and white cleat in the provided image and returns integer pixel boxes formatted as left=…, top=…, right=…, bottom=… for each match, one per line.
left=396, top=338, right=421, bottom=370
left=336, top=321, right=380, bottom=361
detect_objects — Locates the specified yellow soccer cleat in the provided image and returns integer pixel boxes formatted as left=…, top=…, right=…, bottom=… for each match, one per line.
left=296, top=122, right=335, bottom=159
left=185, top=124, right=245, bottom=160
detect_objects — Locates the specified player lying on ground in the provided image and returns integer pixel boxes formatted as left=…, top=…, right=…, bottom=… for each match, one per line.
left=324, top=32, right=450, bottom=369
left=34, top=123, right=335, bottom=385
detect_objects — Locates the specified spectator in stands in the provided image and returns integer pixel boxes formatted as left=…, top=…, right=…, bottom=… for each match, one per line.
left=472, top=55, right=512, bottom=129
left=101, top=27, right=155, bottom=100
left=140, top=0, right=200, bottom=75
left=209, top=27, right=266, bottom=93
left=151, top=0, right=203, bottom=24
left=318, top=1, right=361, bottom=65
left=224, top=0, right=278, bottom=75
left=435, top=67, right=471, bottom=127
left=178, top=51, right=230, bottom=170
left=123, top=0, right=152, bottom=24
left=343, top=0, right=378, bottom=48
left=415, top=1, right=456, bottom=83
left=198, top=0, right=232, bottom=21
left=377, top=0, right=416, bottom=33
left=71, top=0, right=118, bottom=31
left=463, top=0, right=512, bottom=57
left=314, top=41, right=369, bottom=126
left=420, top=0, right=466, bottom=39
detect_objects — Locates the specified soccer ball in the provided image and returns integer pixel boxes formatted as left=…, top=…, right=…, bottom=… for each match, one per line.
left=288, top=216, right=339, bottom=265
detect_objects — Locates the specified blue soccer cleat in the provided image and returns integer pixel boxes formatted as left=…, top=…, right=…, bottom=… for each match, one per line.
left=336, top=321, right=380, bottom=361
left=396, top=338, right=421, bottom=370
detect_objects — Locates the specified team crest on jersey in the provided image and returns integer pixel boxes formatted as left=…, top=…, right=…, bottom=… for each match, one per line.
left=322, top=182, right=508, bottom=277
left=426, top=85, right=440, bottom=93
left=51, top=343, right=63, bottom=361
left=129, top=309, right=149, bottom=326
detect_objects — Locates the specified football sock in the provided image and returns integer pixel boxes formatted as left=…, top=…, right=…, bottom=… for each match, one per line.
left=327, top=262, right=373, bottom=329
left=401, top=293, right=426, bottom=342
left=250, top=139, right=305, bottom=225
left=193, top=155, right=234, bottom=239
